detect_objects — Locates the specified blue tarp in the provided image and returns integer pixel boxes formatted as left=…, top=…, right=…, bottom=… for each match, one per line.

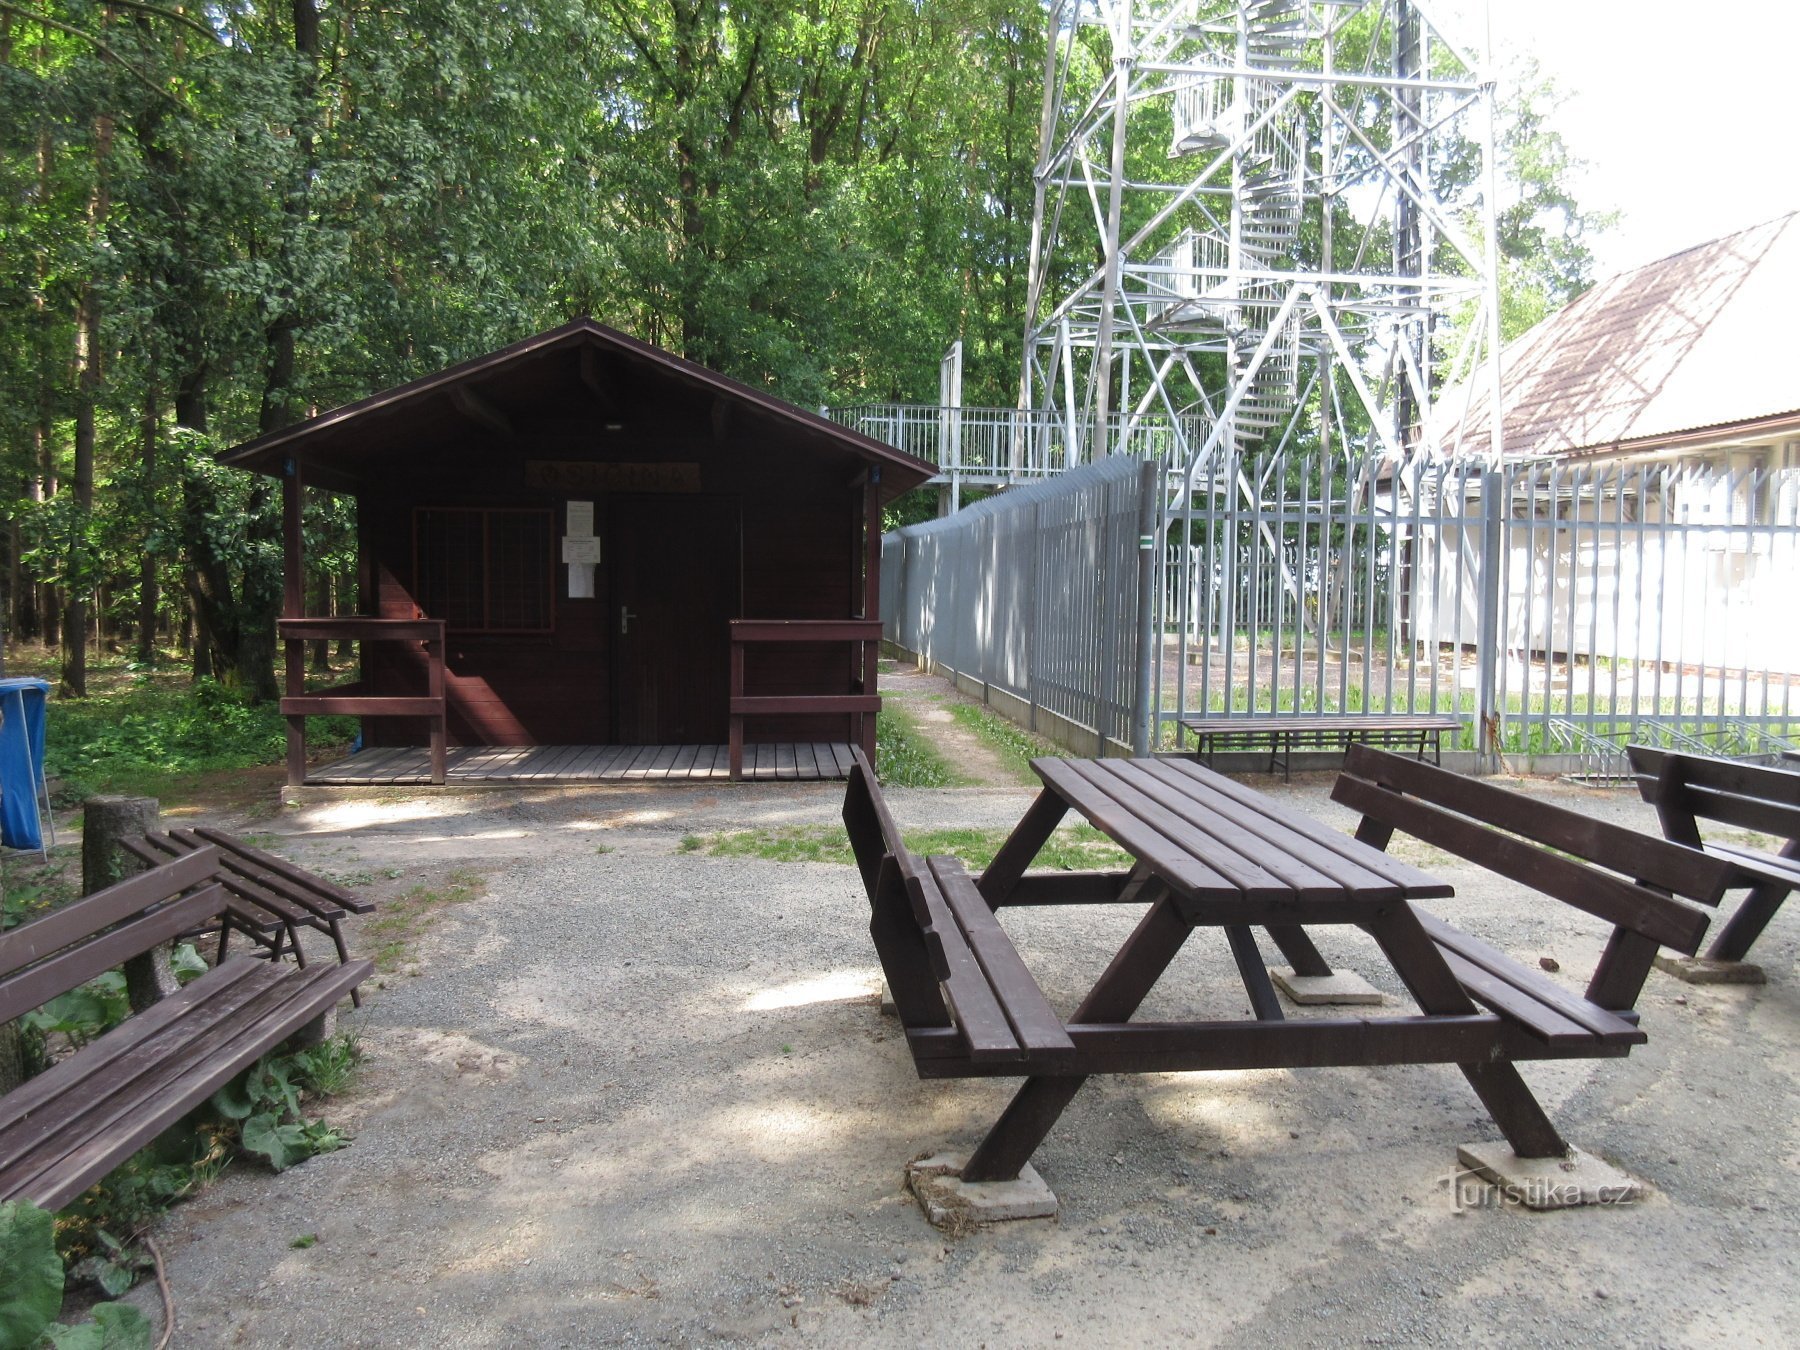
left=0, top=676, right=51, bottom=851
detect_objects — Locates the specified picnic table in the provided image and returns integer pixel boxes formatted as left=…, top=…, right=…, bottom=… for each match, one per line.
left=962, top=755, right=1475, bottom=1180
left=853, top=750, right=1725, bottom=1201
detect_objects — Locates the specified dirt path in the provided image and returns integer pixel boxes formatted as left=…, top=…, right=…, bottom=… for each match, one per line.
left=879, top=661, right=1028, bottom=787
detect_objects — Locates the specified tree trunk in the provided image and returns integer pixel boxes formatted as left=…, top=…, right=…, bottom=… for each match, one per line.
left=83, top=795, right=177, bottom=1012
left=61, top=112, right=113, bottom=699
left=137, top=372, right=160, bottom=665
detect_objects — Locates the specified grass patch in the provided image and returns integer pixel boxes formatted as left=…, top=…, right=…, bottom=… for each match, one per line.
left=361, top=868, right=487, bottom=969
left=11, top=647, right=359, bottom=804
left=696, top=822, right=1131, bottom=872
left=876, top=705, right=964, bottom=786
left=945, top=703, right=1055, bottom=785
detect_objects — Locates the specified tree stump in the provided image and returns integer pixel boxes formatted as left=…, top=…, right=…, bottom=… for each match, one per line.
left=83, top=795, right=178, bottom=1012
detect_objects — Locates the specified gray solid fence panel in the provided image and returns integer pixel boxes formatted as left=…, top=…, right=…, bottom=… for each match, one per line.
left=882, top=457, right=1149, bottom=756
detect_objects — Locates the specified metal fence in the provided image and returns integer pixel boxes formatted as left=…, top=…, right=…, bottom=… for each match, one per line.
left=1160, top=448, right=1800, bottom=762
left=834, top=404, right=1200, bottom=484
left=886, top=443, right=1800, bottom=767
left=881, top=457, right=1154, bottom=756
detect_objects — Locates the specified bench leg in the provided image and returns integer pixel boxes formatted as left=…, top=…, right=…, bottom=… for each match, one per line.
left=962, top=889, right=1191, bottom=1183
left=1704, top=880, right=1790, bottom=963
left=286, top=1004, right=338, bottom=1049
left=1224, top=925, right=1284, bottom=1020
left=1459, top=1061, right=1568, bottom=1158
left=1264, top=925, right=1333, bottom=978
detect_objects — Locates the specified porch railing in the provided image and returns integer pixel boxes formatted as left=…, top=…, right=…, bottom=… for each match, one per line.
left=728, top=619, right=882, bottom=780
left=280, top=618, right=447, bottom=786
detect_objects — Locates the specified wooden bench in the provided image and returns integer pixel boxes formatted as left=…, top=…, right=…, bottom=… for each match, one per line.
left=1183, top=713, right=1463, bottom=780
left=841, top=748, right=1074, bottom=1068
left=1328, top=745, right=1737, bottom=1154
left=0, top=848, right=372, bottom=1209
left=120, top=827, right=374, bottom=1004
left=1627, top=745, right=1800, bottom=963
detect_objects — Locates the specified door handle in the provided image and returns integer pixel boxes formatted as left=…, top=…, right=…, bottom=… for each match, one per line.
left=620, top=605, right=638, bottom=635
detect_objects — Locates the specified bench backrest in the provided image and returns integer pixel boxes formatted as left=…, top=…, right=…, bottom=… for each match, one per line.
left=1627, top=745, right=1800, bottom=852
left=1334, top=746, right=1736, bottom=1006
left=842, top=748, right=962, bottom=1027
left=0, top=847, right=227, bottom=1024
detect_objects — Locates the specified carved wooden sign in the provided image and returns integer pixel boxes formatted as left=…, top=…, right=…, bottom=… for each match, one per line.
left=525, top=461, right=701, bottom=493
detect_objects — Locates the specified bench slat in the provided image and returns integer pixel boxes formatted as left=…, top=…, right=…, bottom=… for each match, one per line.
left=929, top=857, right=1074, bottom=1063
left=0, top=847, right=224, bottom=981
left=1160, top=758, right=1453, bottom=897
left=1707, top=840, right=1800, bottom=888
left=0, top=958, right=371, bottom=1210
left=0, top=959, right=287, bottom=1152
left=1137, top=758, right=1433, bottom=898
left=0, top=883, right=231, bottom=1025
left=1070, top=760, right=1305, bottom=899
left=190, top=827, right=376, bottom=914
left=1096, top=760, right=1355, bottom=899
left=1415, top=910, right=1643, bottom=1043
left=1413, top=946, right=1600, bottom=1046
left=1332, top=772, right=1714, bottom=953
left=907, top=869, right=1022, bottom=1063
left=1344, top=745, right=1731, bottom=905
left=1033, top=761, right=1248, bottom=898
left=843, top=750, right=906, bottom=903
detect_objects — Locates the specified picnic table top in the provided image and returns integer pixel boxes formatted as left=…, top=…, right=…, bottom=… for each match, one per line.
left=1027, top=755, right=1453, bottom=907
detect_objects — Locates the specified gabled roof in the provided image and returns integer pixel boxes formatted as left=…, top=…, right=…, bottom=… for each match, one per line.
left=218, top=318, right=935, bottom=501
left=1445, top=213, right=1800, bottom=459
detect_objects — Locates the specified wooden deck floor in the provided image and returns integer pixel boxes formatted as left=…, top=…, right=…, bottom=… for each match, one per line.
left=305, top=743, right=858, bottom=786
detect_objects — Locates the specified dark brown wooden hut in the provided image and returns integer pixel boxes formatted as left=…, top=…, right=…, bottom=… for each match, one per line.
left=219, top=319, right=934, bottom=785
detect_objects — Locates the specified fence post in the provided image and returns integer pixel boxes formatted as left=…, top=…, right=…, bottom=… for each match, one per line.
left=1133, top=458, right=1159, bottom=755
left=1474, top=469, right=1505, bottom=772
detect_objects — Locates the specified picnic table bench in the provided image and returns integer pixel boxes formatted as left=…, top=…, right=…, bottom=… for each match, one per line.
left=120, top=827, right=374, bottom=1004
left=1181, top=712, right=1463, bottom=780
left=0, top=847, right=372, bottom=1210
left=845, top=743, right=1734, bottom=1199
left=1627, top=745, right=1800, bottom=965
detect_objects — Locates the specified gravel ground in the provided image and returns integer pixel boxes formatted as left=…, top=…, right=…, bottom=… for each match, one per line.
left=117, top=772, right=1800, bottom=1347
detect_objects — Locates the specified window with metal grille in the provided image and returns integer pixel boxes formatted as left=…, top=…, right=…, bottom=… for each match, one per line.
left=413, top=508, right=554, bottom=633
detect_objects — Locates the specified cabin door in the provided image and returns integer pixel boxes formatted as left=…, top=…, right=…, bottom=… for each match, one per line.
left=609, top=495, right=741, bottom=744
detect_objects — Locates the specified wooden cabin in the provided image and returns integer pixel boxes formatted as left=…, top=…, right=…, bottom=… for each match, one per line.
left=219, top=320, right=934, bottom=785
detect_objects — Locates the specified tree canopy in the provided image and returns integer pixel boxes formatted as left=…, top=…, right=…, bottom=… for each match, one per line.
left=0, top=0, right=1601, bottom=696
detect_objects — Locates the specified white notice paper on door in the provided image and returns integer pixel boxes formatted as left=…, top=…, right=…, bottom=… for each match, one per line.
left=567, top=500, right=594, bottom=537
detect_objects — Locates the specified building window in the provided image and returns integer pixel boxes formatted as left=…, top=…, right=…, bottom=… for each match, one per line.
left=414, top=508, right=554, bottom=632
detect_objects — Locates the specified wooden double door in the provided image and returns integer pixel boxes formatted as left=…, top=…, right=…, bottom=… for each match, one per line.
left=607, top=494, right=741, bottom=745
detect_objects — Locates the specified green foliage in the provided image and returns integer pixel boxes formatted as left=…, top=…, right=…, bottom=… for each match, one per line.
left=208, top=1039, right=358, bottom=1171
left=22, top=973, right=129, bottom=1050
left=0, top=1200, right=65, bottom=1350
left=695, top=821, right=1130, bottom=872
left=40, top=1303, right=152, bottom=1350
left=0, top=1200, right=152, bottom=1350
left=875, top=706, right=962, bottom=787
left=44, top=674, right=355, bottom=800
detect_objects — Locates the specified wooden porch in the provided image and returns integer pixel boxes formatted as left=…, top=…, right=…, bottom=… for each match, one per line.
left=304, top=742, right=859, bottom=786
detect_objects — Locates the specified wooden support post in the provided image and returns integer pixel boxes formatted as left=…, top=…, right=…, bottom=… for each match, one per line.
left=728, top=637, right=746, bottom=781
left=862, top=467, right=883, bottom=767
left=282, top=459, right=307, bottom=786
left=426, top=628, right=446, bottom=785
left=84, top=795, right=174, bottom=1012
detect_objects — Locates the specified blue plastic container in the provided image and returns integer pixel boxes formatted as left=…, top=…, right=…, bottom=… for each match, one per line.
left=0, top=676, right=51, bottom=851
